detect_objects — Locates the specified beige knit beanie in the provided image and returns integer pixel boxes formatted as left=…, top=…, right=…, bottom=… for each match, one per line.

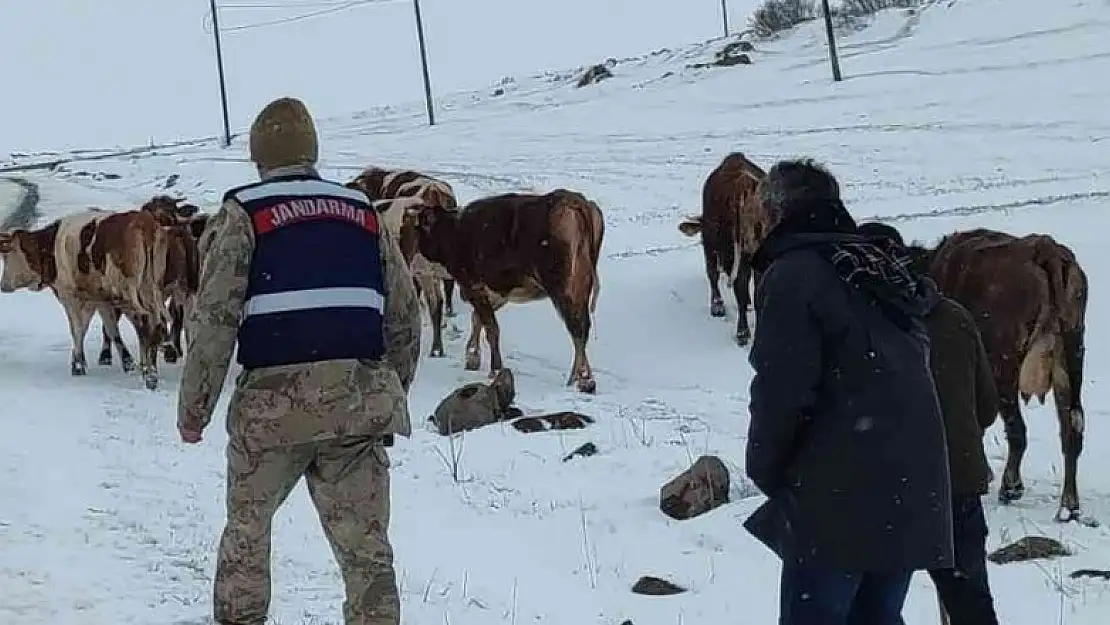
left=249, top=97, right=319, bottom=171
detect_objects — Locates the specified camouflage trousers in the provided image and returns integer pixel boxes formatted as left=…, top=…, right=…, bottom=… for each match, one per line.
left=213, top=435, right=400, bottom=625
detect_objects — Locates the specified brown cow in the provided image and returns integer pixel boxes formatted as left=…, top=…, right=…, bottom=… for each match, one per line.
left=139, top=196, right=204, bottom=362
left=411, top=189, right=604, bottom=393
left=348, top=165, right=459, bottom=315
left=902, top=227, right=1088, bottom=523
left=677, top=152, right=768, bottom=345
left=97, top=197, right=207, bottom=366
left=0, top=209, right=171, bottom=389
left=96, top=194, right=207, bottom=366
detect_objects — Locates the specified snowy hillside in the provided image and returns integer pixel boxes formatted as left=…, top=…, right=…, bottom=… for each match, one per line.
left=4, top=0, right=1110, bottom=623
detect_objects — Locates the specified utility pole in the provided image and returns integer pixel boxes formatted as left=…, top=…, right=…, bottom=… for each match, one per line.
left=209, top=0, right=233, bottom=146
left=412, top=0, right=436, bottom=126
left=720, top=0, right=729, bottom=38
left=820, top=0, right=842, bottom=81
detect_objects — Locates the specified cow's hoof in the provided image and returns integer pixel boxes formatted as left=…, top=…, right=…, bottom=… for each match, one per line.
left=464, top=352, right=480, bottom=371
left=999, top=483, right=1025, bottom=504
left=98, top=351, right=113, bottom=366
left=143, top=374, right=159, bottom=391
left=120, top=356, right=135, bottom=373
left=429, top=346, right=445, bottom=358
left=71, top=362, right=87, bottom=376
left=162, top=347, right=179, bottom=364
left=735, top=329, right=751, bottom=346
left=1055, top=505, right=1084, bottom=524
left=710, top=300, right=726, bottom=317
left=576, top=377, right=597, bottom=394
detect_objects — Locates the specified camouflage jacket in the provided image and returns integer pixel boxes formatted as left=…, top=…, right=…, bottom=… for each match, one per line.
left=176, top=167, right=422, bottom=450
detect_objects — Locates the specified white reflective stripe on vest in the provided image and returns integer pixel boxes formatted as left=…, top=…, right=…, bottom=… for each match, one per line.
left=242, top=287, right=384, bottom=317
left=236, top=179, right=370, bottom=205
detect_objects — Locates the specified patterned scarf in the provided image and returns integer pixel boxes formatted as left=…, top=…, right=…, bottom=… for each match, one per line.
left=758, top=198, right=926, bottom=332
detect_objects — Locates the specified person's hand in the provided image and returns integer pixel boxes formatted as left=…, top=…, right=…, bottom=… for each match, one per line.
left=179, top=426, right=204, bottom=444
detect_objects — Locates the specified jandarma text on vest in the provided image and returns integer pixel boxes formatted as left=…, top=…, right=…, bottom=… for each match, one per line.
left=251, top=197, right=378, bottom=234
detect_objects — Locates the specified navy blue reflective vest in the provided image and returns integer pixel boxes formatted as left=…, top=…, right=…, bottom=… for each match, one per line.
left=226, top=174, right=387, bottom=369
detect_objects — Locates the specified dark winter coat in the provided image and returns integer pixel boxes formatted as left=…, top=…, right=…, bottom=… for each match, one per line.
left=923, top=291, right=999, bottom=497
left=742, top=201, right=955, bottom=573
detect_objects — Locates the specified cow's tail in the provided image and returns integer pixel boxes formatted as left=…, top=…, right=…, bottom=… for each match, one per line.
left=1018, top=238, right=1087, bottom=422
left=678, top=215, right=702, bottom=237
left=582, top=199, right=605, bottom=314
left=143, top=225, right=172, bottom=330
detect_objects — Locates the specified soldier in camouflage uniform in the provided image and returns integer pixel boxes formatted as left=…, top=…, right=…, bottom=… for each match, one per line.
left=176, top=96, right=422, bottom=625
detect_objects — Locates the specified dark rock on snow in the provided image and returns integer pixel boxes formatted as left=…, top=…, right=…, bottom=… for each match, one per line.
left=631, top=575, right=686, bottom=596
left=659, top=455, right=730, bottom=520
left=987, top=536, right=1071, bottom=564
left=562, top=442, right=598, bottom=461
left=577, top=63, right=614, bottom=87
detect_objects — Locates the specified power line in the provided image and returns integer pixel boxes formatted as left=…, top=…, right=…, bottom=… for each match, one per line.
left=202, top=0, right=402, bottom=34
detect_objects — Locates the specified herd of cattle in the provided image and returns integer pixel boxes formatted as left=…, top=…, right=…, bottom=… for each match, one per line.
left=0, top=154, right=1092, bottom=523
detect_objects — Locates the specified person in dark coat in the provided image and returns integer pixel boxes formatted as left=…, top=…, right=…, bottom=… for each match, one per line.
left=743, top=158, right=955, bottom=625
left=858, top=221, right=1001, bottom=625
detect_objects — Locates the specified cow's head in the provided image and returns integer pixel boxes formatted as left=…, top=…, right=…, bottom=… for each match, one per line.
left=142, top=195, right=200, bottom=225
left=187, top=213, right=210, bottom=240
left=409, top=204, right=456, bottom=266
left=0, top=229, right=48, bottom=292
left=346, top=178, right=380, bottom=201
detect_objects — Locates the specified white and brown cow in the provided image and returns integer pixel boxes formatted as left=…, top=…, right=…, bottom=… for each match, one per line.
left=347, top=166, right=459, bottom=305
left=0, top=208, right=173, bottom=389
left=410, top=189, right=604, bottom=393
left=677, top=152, right=768, bottom=345
left=366, top=195, right=455, bottom=358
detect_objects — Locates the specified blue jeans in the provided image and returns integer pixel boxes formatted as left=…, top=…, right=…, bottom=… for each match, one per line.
left=779, top=564, right=912, bottom=625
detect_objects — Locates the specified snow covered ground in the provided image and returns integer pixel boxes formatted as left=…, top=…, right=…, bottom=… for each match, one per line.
left=4, top=0, right=1110, bottom=623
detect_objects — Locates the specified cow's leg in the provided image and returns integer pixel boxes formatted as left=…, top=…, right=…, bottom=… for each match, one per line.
left=474, top=298, right=505, bottom=376
left=64, top=301, right=97, bottom=376
left=997, top=368, right=1028, bottom=505
left=99, top=305, right=135, bottom=372
left=550, top=285, right=597, bottom=394
left=132, top=312, right=161, bottom=390
left=1053, top=325, right=1087, bottom=522
left=732, top=252, right=754, bottom=346
left=443, top=278, right=456, bottom=317
left=99, top=325, right=113, bottom=366
left=162, top=299, right=184, bottom=364
left=703, top=241, right=725, bottom=317
left=418, top=274, right=446, bottom=358
left=463, top=305, right=484, bottom=371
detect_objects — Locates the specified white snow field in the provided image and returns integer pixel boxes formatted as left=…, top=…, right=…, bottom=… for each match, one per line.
left=4, top=0, right=1110, bottom=623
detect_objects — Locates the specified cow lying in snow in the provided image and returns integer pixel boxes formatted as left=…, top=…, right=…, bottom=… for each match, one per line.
left=347, top=165, right=460, bottom=312
left=0, top=208, right=173, bottom=389
left=410, top=188, right=604, bottom=393
left=677, top=152, right=768, bottom=345
left=899, top=227, right=1089, bottom=523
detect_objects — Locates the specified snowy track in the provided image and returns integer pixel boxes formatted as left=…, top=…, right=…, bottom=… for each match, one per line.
left=4, top=1, right=1110, bottom=623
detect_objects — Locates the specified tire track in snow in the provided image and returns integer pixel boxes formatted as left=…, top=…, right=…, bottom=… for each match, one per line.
left=0, top=177, right=42, bottom=231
